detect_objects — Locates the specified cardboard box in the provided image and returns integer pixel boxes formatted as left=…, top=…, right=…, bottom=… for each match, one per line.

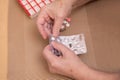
left=0, top=0, right=8, bottom=80
left=6, top=0, right=120, bottom=80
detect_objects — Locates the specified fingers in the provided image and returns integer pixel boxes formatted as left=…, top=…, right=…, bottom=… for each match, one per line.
left=51, top=41, right=71, bottom=56
left=37, top=17, right=47, bottom=39
left=37, top=7, right=65, bottom=38
left=43, top=45, right=59, bottom=63
left=37, top=10, right=50, bottom=39
left=53, top=18, right=64, bottom=37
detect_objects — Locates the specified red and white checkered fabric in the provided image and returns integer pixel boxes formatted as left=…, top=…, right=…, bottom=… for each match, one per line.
left=18, top=0, right=55, bottom=18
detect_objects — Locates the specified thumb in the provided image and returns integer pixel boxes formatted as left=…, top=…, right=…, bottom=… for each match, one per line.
left=51, top=41, right=71, bottom=56
left=53, top=18, right=64, bottom=37
left=43, top=45, right=58, bottom=63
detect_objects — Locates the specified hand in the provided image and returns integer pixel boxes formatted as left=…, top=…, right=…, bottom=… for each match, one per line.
left=37, top=0, right=72, bottom=39
left=43, top=42, right=120, bottom=80
left=43, top=41, right=91, bottom=79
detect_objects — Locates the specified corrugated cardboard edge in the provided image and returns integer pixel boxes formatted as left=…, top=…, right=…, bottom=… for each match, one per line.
left=0, top=0, right=9, bottom=80
left=81, top=7, right=97, bottom=68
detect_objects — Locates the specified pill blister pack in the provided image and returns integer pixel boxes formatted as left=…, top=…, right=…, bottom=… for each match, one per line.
left=47, top=18, right=71, bottom=32
left=49, top=34, right=87, bottom=55
left=60, top=18, right=71, bottom=32
left=59, top=34, right=87, bottom=54
left=49, top=35, right=62, bottom=56
left=18, top=0, right=54, bottom=18
left=18, top=0, right=71, bottom=31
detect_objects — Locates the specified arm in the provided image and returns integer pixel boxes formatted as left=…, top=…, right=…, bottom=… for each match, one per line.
left=37, top=0, right=92, bottom=39
left=75, top=66, right=120, bottom=80
left=43, top=42, right=120, bottom=80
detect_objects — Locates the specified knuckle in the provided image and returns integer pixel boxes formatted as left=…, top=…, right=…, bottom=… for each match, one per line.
left=51, top=63, right=56, bottom=68
left=57, top=13, right=65, bottom=19
left=50, top=62, right=57, bottom=68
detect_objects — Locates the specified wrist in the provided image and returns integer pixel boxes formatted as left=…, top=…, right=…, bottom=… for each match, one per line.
left=72, top=63, right=94, bottom=80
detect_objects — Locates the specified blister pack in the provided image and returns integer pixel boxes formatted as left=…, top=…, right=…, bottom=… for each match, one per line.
left=49, top=34, right=87, bottom=56
left=18, top=0, right=54, bottom=18
left=18, top=0, right=71, bottom=31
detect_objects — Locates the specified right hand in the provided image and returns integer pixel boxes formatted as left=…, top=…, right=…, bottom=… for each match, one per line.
left=37, top=0, right=72, bottom=39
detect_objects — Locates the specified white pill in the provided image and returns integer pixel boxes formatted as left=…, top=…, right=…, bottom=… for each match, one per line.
left=51, top=36, right=56, bottom=41
left=63, top=20, right=67, bottom=24
left=61, top=25, right=65, bottom=29
left=66, top=23, right=70, bottom=27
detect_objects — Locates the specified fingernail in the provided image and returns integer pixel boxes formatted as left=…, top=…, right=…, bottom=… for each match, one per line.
left=51, top=41, right=57, bottom=46
left=53, top=33, right=59, bottom=37
left=51, top=41, right=55, bottom=45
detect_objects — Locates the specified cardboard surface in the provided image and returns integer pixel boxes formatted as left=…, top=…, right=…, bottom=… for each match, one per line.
left=7, top=0, right=120, bottom=80
left=0, top=0, right=8, bottom=80
left=86, top=0, right=120, bottom=72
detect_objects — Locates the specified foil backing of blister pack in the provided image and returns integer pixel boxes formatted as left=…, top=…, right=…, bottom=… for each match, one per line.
left=49, top=34, right=87, bottom=55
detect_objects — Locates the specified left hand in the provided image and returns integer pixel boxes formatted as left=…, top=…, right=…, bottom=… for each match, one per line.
left=43, top=41, right=90, bottom=79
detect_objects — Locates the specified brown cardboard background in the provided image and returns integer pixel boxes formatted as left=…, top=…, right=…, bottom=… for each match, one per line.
left=0, top=0, right=8, bottom=80
left=86, top=0, right=120, bottom=72
left=8, top=0, right=120, bottom=80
